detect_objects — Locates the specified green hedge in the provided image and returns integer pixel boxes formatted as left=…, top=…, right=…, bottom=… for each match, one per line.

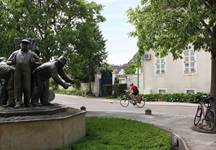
left=139, top=92, right=209, bottom=103
left=113, top=84, right=127, bottom=96
left=54, top=89, right=87, bottom=96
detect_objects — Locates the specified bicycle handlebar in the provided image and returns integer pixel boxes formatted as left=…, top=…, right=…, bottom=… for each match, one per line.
left=198, top=95, right=213, bottom=105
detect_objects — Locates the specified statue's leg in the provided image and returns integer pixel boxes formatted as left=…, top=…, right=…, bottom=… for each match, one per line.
left=0, top=81, right=8, bottom=106
left=23, top=73, right=31, bottom=107
left=3, top=72, right=15, bottom=108
left=40, top=80, right=52, bottom=106
left=31, top=75, right=43, bottom=107
left=0, top=85, right=3, bottom=106
left=6, top=70, right=15, bottom=107
left=14, top=72, right=22, bottom=109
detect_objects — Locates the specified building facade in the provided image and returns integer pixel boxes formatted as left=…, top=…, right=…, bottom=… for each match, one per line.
left=140, top=50, right=211, bottom=94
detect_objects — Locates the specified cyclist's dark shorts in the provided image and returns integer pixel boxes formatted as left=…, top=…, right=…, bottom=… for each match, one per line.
left=132, top=91, right=138, bottom=96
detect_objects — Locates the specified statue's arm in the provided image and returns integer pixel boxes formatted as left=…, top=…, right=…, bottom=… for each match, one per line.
left=58, top=68, right=74, bottom=84
left=49, top=68, right=68, bottom=88
left=31, top=52, right=42, bottom=65
left=7, top=52, right=16, bottom=65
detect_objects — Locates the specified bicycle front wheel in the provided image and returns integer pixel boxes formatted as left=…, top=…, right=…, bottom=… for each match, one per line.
left=136, top=99, right=145, bottom=108
left=194, top=106, right=202, bottom=126
left=120, top=99, right=129, bottom=107
left=206, top=109, right=216, bottom=131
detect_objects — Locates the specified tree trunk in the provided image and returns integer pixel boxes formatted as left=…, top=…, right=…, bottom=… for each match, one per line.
left=210, top=50, right=216, bottom=108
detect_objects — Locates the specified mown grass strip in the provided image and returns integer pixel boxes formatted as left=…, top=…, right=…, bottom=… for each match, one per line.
left=60, top=117, right=171, bottom=150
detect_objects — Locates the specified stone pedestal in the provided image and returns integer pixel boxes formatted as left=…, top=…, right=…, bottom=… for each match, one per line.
left=0, top=104, right=86, bottom=150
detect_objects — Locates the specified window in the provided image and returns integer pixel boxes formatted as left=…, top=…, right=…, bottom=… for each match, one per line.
left=185, top=89, right=196, bottom=94
left=158, top=88, right=167, bottom=94
left=155, top=55, right=166, bottom=75
left=184, top=50, right=196, bottom=74
left=119, top=78, right=126, bottom=84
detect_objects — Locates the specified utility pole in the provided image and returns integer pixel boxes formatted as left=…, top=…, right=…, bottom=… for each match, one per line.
left=137, top=61, right=140, bottom=88
left=137, top=52, right=141, bottom=88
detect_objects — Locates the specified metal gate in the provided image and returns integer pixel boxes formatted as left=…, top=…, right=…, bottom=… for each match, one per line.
left=99, top=71, right=112, bottom=97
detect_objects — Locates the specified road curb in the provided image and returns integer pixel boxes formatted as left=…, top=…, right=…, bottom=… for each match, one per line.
left=163, top=128, right=191, bottom=150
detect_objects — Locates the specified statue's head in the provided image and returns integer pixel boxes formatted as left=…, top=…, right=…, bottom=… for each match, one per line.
left=57, top=56, right=67, bottom=67
left=20, top=39, right=30, bottom=52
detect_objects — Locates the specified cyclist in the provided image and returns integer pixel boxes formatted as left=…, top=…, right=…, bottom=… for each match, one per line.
left=128, top=83, right=139, bottom=101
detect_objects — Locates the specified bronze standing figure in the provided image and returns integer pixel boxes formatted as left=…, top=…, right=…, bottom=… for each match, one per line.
left=7, top=39, right=42, bottom=108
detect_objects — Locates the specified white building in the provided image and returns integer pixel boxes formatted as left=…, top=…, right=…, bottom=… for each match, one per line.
left=139, top=49, right=211, bottom=94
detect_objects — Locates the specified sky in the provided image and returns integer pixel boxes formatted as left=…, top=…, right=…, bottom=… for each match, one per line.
left=89, top=0, right=140, bottom=65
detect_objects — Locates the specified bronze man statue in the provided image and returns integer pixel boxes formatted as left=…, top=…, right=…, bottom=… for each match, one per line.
left=0, top=57, right=15, bottom=107
left=31, top=56, right=74, bottom=106
left=7, top=39, right=42, bottom=108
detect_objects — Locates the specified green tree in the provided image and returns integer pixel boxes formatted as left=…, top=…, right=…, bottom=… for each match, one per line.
left=0, top=0, right=107, bottom=93
left=0, top=0, right=105, bottom=62
left=127, top=0, right=216, bottom=107
left=70, top=22, right=107, bottom=93
left=124, top=62, right=136, bottom=74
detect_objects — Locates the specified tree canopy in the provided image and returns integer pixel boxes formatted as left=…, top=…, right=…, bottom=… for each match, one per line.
left=127, top=0, right=216, bottom=59
left=124, top=63, right=136, bottom=74
left=69, top=22, right=107, bottom=93
left=0, top=0, right=106, bottom=61
left=0, top=0, right=107, bottom=88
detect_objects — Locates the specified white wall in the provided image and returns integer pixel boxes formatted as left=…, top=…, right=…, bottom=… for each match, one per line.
left=141, top=50, right=211, bottom=94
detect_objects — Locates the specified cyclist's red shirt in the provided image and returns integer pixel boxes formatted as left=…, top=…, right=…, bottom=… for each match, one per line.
left=131, top=85, right=136, bottom=92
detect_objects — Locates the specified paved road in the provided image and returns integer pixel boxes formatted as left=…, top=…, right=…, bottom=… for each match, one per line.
left=53, top=94, right=197, bottom=116
left=53, top=94, right=216, bottom=150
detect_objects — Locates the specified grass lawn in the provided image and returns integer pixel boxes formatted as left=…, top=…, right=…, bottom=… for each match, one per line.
left=61, top=117, right=171, bottom=150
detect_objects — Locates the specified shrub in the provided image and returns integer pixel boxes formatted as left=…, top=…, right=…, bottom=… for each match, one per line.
left=49, top=78, right=58, bottom=90
left=54, top=89, right=87, bottom=96
left=113, top=84, right=127, bottom=96
left=142, top=92, right=209, bottom=103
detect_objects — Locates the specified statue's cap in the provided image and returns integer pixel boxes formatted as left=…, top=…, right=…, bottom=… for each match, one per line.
left=57, top=56, right=67, bottom=65
left=21, top=39, right=30, bottom=43
left=0, top=57, right=6, bottom=62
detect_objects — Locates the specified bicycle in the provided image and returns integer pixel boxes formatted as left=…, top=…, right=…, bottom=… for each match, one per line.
left=194, top=95, right=216, bottom=131
left=120, top=91, right=145, bottom=108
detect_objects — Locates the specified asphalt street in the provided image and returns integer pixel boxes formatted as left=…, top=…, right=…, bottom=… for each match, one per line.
left=53, top=94, right=216, bottom=150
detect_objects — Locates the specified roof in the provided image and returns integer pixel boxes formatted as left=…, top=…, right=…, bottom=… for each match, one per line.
left=107, top=64, right=128, bottom=74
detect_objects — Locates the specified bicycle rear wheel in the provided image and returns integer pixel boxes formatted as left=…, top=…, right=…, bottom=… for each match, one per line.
left=205, top=109, right=216, bottom=131
left=194, top=106, right=202, bottom=126
left=136, top=99, right=145, bottom=108
left=120, top=98, right=129, bottom=107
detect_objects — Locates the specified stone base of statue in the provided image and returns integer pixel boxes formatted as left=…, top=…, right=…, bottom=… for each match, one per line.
left=0, top=104, right=86, bottom=150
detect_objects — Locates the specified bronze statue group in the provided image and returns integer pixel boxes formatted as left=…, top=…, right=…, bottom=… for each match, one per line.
left=0, top=39, right=74, bottom=109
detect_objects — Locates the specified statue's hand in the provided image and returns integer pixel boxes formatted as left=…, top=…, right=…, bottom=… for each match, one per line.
left=63, top=83, right=70, bottom=89
left=7, top=59, right=15, bottom=65
left=70, top=79, right=75, bottom=84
